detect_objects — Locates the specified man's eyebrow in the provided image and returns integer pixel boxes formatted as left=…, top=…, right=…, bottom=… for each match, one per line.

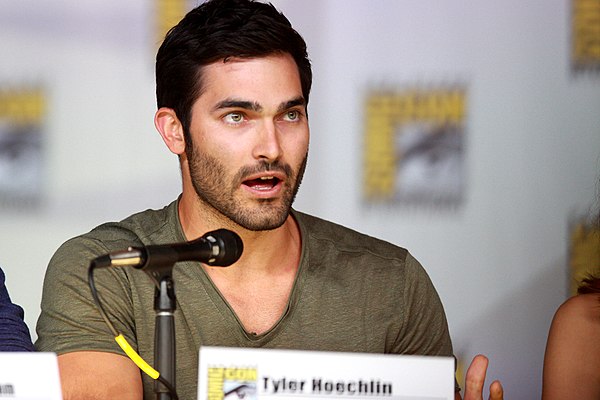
left=277, top=96, right=306, bottom=112
left=213, top=99, right=262, bottom=112
left=212, top=96, right=306, bottom=113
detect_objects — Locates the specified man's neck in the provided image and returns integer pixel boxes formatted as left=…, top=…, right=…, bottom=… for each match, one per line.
left=176, top=191, right=302, bottom=334
left=176, top=191, right=302, bottom=275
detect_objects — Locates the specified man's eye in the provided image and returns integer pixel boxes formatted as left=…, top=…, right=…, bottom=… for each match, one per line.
left=224, top=112, right=244, bottom=124
left=284, top=110, right=299, bottom=121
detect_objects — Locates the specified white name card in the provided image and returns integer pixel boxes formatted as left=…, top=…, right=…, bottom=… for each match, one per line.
left=198, top=347, right=454, bottom=400
left=0, top=352, right=62, bottom=400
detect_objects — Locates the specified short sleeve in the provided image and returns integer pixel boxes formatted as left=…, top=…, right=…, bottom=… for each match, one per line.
left=35, top=236, right=137, bottom=356
left=393, top=252, right=454, bottom=357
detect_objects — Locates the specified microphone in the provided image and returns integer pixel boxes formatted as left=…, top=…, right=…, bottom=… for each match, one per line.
left=92, top=229, right=243, bottom=269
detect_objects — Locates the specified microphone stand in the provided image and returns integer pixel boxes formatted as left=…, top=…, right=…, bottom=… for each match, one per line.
left=145, top=265, right=177, bottom=400
left=90, top=229, right=243, bottom=400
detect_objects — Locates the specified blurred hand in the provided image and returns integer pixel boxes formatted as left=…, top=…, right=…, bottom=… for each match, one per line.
left=458, top=354, right=503, bottom=400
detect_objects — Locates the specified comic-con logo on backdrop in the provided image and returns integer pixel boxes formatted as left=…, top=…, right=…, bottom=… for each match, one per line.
left=363, top=84, right=467, bottom=209
left=0, top=85, right=46, bottom=209
left=571, top=0, right=600, bottom=74
left=155, top=0, right=192, bottom=46
left=568, top=216, right=600, bottom=295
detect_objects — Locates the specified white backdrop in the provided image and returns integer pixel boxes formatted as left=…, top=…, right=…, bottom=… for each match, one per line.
left=1, top=1, right=599, bottom=398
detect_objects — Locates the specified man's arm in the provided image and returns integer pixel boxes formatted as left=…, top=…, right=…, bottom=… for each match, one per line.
left=36, top=236, right=145, bottom=397
left=58, top=351, right=143, bottom=400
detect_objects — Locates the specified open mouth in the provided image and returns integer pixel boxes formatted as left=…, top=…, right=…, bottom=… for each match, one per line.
left=242, top=176, right=281, bottom=191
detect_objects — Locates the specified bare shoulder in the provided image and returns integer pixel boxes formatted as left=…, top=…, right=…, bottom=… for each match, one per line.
left=542, top=294, right=600, bottom=400
left=552, top=293, right=600, bottom=328
left=548, top=293, right=600, bottom=353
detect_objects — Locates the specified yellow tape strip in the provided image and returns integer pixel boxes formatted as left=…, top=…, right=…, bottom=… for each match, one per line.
left=115, top=334, right=160, bottom=380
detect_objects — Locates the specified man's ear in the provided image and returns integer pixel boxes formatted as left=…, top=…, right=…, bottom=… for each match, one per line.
left=155, top=107, right=186, bottom=155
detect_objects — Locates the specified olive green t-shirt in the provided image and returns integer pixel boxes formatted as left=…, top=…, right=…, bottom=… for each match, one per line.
left=36, top=200, right=454, bottom=399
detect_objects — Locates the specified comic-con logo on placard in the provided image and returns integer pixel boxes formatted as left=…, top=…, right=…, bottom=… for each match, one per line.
left=208, top=367, right=257, bottom=400
left=571, top=0, right=600, bottom=74
left=0, top=85, right=46, bottom=208
left=363, top=85, right=467, bottom=208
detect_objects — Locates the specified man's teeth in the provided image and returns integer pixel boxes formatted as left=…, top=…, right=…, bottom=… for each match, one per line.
left=260, top=176, right=274, bottom=180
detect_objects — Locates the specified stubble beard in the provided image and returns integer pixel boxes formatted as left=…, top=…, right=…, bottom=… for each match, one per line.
left=187, top=144, right=307, bottom=231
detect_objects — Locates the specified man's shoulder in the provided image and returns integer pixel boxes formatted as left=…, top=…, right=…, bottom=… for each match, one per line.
left=90, top=201, right=179, bottom=244
left=57, top=200, right=180, bottom=259
left=293, top=210, right=409, bottom=263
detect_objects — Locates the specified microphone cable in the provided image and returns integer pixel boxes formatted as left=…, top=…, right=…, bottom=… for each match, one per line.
left=88, top=261, right=179, bottom=399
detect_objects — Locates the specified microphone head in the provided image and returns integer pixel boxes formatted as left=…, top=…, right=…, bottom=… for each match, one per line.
left=202, top=229, right=244, bottom=267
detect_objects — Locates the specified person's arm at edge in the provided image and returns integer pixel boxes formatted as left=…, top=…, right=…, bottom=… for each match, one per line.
left=542, top=294, right=600, bottom=400
left=0, top=267, right=35, bottom=351
left=58, top=351, right=143, bottom=400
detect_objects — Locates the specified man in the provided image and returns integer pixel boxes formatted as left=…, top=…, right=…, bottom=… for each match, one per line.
left=0, top=266, right=35, bottom=351
left=35, top=1, right=502, bottom=399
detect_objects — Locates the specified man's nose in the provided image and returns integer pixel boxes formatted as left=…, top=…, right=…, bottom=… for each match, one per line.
left=252, top=120, right=282, bottom=162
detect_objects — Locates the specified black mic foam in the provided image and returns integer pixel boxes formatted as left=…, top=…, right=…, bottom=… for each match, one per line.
left=201, top=228, right=244, bottom=267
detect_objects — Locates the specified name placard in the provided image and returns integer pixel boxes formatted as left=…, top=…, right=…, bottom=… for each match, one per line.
left=0, top=352, right=62, bottom=399
left=198, top=347, right=454, bottom=400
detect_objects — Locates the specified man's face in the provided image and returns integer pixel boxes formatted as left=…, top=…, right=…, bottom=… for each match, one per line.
left=186, top=53, right=309, bottom=231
